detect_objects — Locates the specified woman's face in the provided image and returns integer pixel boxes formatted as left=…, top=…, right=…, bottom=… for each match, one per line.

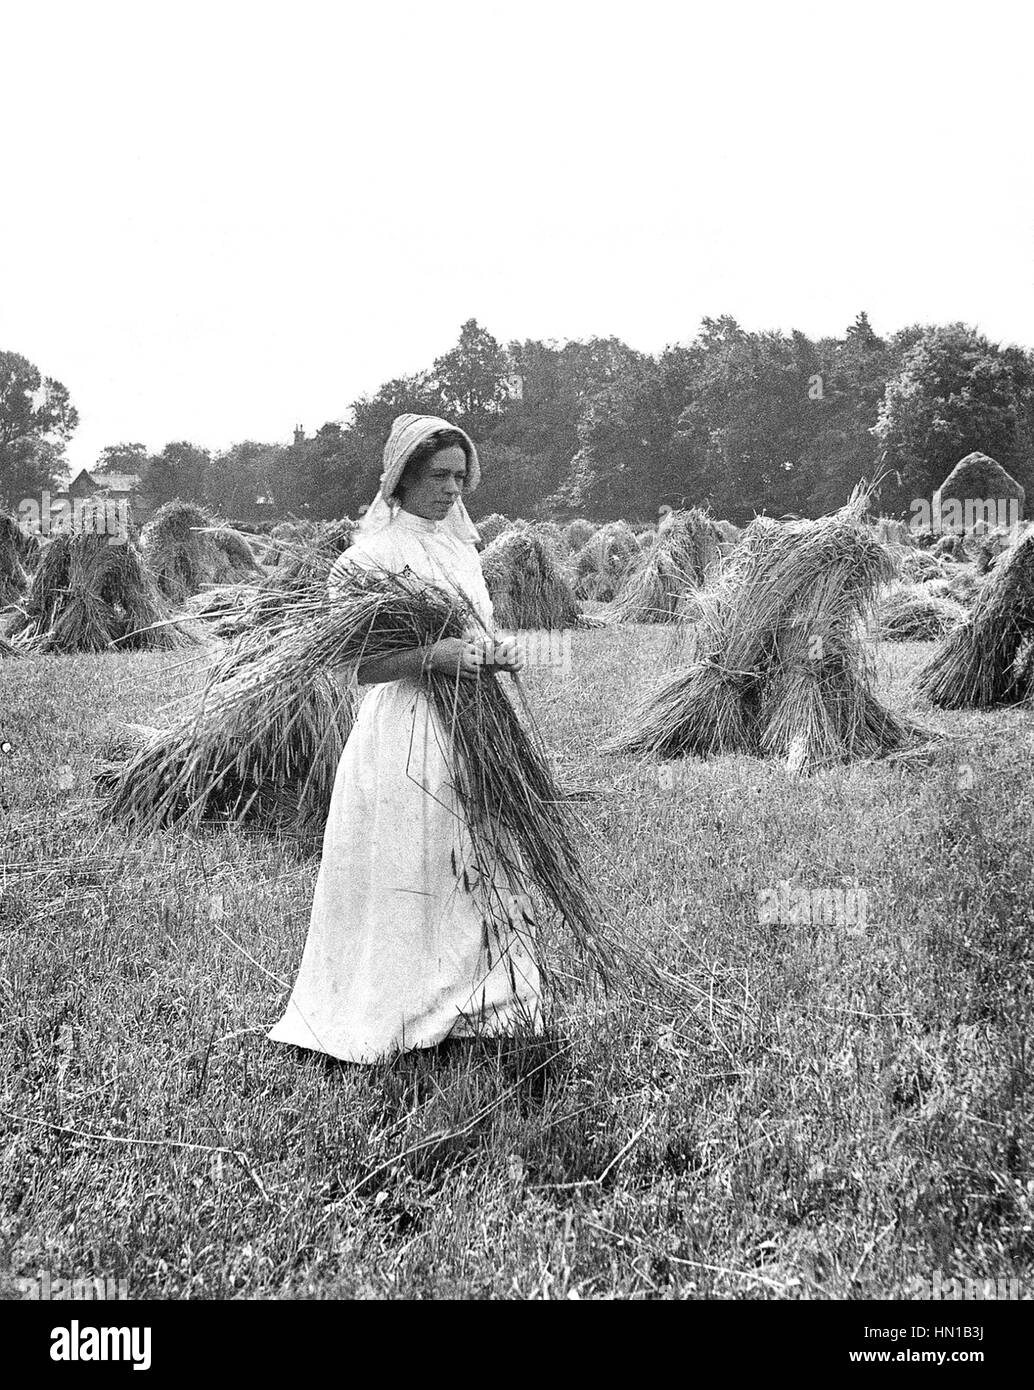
left=399, top=445, right=467, bottom=520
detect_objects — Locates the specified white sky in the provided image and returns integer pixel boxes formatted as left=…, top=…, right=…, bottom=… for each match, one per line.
left=2, top=0, right=1032, bottom=474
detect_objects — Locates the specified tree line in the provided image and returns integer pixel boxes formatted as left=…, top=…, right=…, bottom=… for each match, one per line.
left=3, top=313, right=1034, bottom=526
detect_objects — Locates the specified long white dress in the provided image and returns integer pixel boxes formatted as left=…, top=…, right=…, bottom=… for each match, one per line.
left=267, top=507, right=543, bottom=1063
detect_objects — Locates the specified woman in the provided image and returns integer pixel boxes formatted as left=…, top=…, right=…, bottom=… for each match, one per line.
left=268, top=413, right=543, bottom=1063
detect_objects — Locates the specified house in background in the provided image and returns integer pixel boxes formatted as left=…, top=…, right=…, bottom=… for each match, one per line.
left=49, top=463, right=155, bottom=528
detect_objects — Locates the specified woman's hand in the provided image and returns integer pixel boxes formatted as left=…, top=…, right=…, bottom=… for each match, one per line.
left=421, top=634, right=524, bottom=681
left=422, top=636, right=484, bottom=682
left=491, top=635, right=524, bottom=672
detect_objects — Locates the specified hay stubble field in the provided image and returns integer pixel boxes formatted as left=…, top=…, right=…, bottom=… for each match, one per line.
left=1, top=625, right=1032, bottom=1299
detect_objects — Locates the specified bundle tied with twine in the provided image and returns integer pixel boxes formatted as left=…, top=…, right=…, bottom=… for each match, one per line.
left=607, top=508, right=724, bottom=623
left=209, top=525, right=263, bottom=583
left=97, top=530, right=357, bottom=835
left=480, top=525, right=582, bottom=630
left=915, top=527, right=1034, bottom=708
left=562, top=517, right=595, bottom=552
left=95, top=631, right=356, bottom=837
left=4, top=530, right=195, bottom=653
left=473, top=513, right=511, bottom=548
left=571, top=520, right=639, bottom=602
left=529, top=519, right=567, bottom=558
left=141, top=500, right=226, bottom=601
left=607, top=491, right=927, bottom=774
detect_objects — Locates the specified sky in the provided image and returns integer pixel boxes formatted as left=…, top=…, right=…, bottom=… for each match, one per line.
left=2, top=0, right=1033, bottom=475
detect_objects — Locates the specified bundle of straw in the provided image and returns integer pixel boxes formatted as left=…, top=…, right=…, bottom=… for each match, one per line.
left=607, top=493, right=925, bottom=773
left=481, top=527, right=582, bottom=629
left=276, top=519, right=354, bottom=575
left=872, top=516, right=911, bottom=547
left=20, top=529, right=42, bottom=573
left=571, top=520, right=639, bottom=601
left=608, top=508, right=723, bottom=623
left=95, top=633, right=356, bottom=836
left=204, top=519, right=355, bottom=639
left=209, top=526, right=263, bottom=583
left=263, top=521, right=299, bottom=564
left=946, top=567, right=981, bottom=605
left=876, top=582, right=967, bottom=641
left=934, top=451, right=1025, bottom=529
left=967, top=525, right=1019, bottom=575
left=915, top=528, right=1034, bottom=708
left=529, top=519, right=567, bottom=561
left=5, top=531, right=195, bottom=653
left=932, top=534, right=967, bottom=562
left=0, top=512, right=32, bottom=605
left=474, top=513, right=511, bottom=548
left=141, top=500, right=225, bottom=601
left=899, top=548, right=944, bottom=583
left=562, top=518, right=595, bottom=552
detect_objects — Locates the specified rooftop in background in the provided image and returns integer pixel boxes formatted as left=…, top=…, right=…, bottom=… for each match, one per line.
left=68, top=468, right=143, bottom=495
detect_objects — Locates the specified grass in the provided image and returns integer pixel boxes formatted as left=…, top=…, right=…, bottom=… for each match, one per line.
left=1, top=628, right=1033, bottom=1299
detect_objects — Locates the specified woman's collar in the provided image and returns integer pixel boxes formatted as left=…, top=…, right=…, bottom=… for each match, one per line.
left=394, top=506, right=442, bottom=534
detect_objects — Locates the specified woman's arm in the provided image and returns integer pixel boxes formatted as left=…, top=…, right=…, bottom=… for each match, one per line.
left=356, top=636, right=522, bottom=686
left=355, top=647, right=430, bottom=685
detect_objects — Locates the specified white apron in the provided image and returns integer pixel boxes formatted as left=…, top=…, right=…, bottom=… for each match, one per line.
left=267, top=507, right=542, bottom=1062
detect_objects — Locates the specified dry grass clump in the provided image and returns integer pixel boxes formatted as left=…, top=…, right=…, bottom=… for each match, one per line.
left=4, top=531, right=195, bottom=654
left=608, top=509, right=723, bottom=624
left=481, top=527, right=581, bottom=630
left=571, top=521, right=639, bottom=601
left=876, top=582, right=967, bottom=641
left=915, top=528, right=1034, bottom=708
left=141, top=500, right=225, bottom=601
left=474, top=513, right=511, bottom=547
left=0, top=630, right=16, bottom=658
left=607, top=494, right=926, bottom=774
